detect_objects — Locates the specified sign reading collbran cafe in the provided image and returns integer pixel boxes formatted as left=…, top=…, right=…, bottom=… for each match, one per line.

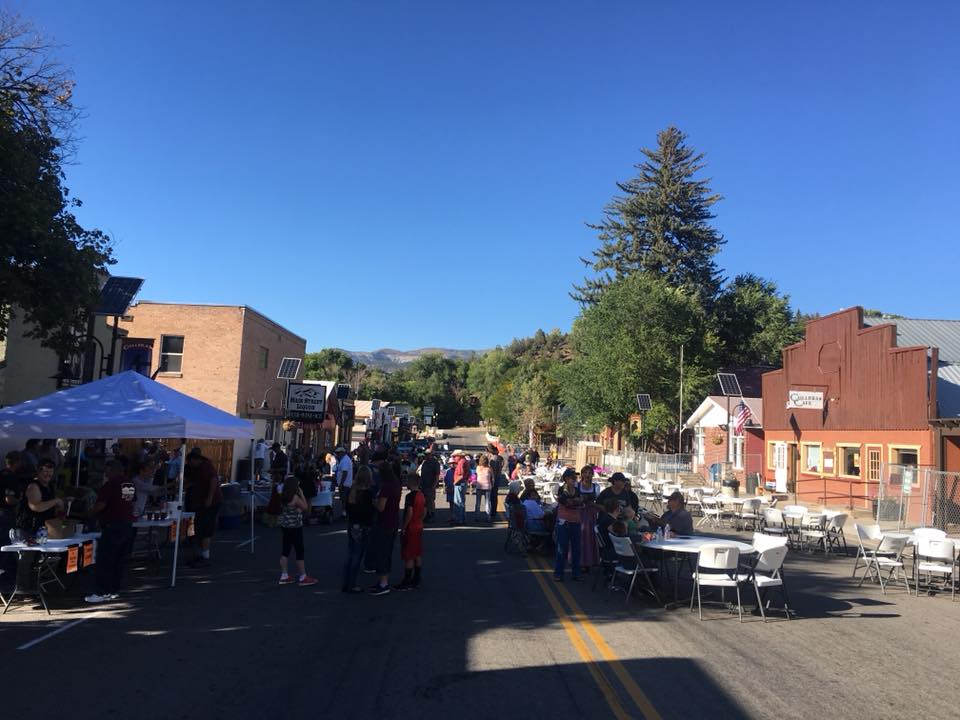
left=786, top=390, right=824, bottom=410
left=286, top=383, right=327, bottom=421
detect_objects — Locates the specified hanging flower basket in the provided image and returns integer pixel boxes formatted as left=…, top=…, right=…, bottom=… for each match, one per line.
left=711, top=435, right=724, bottom=446
left=282, top=420, right=297, bottom=432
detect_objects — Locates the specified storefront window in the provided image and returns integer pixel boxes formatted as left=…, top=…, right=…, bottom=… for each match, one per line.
left=840, top=446, right=861, bottom=477
left=891, top=447, right=919, bottom=466
left=803, top=444, right=821, bottom=473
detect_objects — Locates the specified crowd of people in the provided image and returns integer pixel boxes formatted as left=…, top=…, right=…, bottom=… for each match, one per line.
left=0, top=437, right=235, bottom=603
left=1, top=432, right=693, bottom=603
left=504, top=467, right=695, bottom=582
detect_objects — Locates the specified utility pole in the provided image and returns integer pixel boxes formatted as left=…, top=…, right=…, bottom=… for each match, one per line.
left=678, top=344, right=684, bottom=452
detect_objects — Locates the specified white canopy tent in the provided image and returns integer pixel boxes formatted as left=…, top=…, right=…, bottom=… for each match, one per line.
left=0, top=370, right=254, bottom=587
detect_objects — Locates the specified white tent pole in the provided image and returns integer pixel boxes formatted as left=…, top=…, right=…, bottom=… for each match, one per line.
left=75, top=441, right=82, bottom=487
left=171, top=441, right=186, bottom=588
left=249, top=438, right=255, bottom=554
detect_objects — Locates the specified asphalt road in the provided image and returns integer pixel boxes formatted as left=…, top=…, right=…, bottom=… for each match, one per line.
left=2, top=431, right=958, bottom=719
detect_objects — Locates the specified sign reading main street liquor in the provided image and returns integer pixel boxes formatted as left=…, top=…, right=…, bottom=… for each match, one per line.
left=286, top=383, right=327, bottom=421
left=786, top=390, right=825, bottom=410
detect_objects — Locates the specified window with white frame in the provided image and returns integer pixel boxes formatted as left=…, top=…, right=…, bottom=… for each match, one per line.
left=160, top=335, right=184, bottom=373
left=840, top=445, right=861, bottom=477
left=695, top=426, right=705, bottom=464
left=804, top=444, right=821, bottom=473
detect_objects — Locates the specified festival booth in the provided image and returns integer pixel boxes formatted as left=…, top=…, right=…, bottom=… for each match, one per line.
left=0, top=371, right=254, bottom=588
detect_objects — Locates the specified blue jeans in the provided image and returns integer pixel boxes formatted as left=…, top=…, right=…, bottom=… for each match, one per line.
left=555, top=521, right=581, bottom=580
left=474, top=487, right=489, bottom=520
left=452, top=485, right=465, bottom=523
left=343, top=524, right=370, bottom=589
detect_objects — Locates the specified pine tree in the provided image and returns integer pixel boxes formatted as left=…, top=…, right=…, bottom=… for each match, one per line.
left=572, top=126, right=725, bottom=306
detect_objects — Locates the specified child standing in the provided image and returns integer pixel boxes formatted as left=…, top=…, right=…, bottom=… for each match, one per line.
left=395, top=474, right=425, bottom=591
left=278, top=478, right=317, bottom=586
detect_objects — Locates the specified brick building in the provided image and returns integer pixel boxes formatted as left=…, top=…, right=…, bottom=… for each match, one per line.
left=686, top=396, right=764, bottom=484
left=761, top=307, right=960, bottom=510
left=117, top=302, right=306, bottom=479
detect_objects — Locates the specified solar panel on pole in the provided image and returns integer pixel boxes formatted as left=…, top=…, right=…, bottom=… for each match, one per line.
left=717, top=373, right=742, bottom=397
left=94, top=277, right=144, bottom=316
left=636, top=393, right=652, bottom=412
left=277, top=357, right=301, bottom=380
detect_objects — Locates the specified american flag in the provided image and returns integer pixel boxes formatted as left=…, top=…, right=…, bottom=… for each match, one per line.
left=733, top=401, right=752, bottom=435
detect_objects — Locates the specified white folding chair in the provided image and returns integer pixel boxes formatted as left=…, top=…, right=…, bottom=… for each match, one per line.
left=852, top=523, right=894, bottom=576
left=825, top=513, right=849, bottom=555
left=854, top=525, right=910, bottom=594
left=698, top=495, right=723, bottom=529
left=691, top=544, right=744, bottom=621
left=761, top=507, right=787, bottom=538
left=799, top=511, right=829, bottom=553
left=607, top=534, right=659, bottom=604
left=914, top=538, right=957, bottom=600
left=737, top=498, right=762, bottom=531
left=741, top=541, right=791, bottom=622
left=781, top=505, right=807, bottom=548
left=752, top=531, right=788, bottom=553
left=685, top=488, right=704, bottom=517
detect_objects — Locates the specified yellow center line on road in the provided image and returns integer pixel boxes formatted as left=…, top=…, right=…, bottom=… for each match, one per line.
left=525, top=555, right=632, bottom=720
left=535, top=557, right=663, bottom=720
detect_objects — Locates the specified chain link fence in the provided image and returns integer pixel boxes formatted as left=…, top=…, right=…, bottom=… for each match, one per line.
left=600, top=449, right=693, bottom=483
left=874, top=463, right=960, bottom=533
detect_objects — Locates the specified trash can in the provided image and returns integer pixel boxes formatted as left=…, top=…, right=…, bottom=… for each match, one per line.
left=745, top=473, right=758, bottom=495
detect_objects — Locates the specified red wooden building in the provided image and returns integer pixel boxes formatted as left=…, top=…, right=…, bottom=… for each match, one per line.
left=762, top=307, right=960, bottom=509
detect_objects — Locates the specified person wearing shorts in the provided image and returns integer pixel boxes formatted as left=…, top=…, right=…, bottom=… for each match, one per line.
left=395, top=474, right=425, bottom=591
left=185, top=448, right=222, bottom=568
left=370, top=461, right=402, bottom=596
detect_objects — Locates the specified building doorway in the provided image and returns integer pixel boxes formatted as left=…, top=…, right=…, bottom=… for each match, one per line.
left=787, top=443, right=799, bottom=493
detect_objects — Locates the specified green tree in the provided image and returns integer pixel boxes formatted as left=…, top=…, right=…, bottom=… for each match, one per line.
left=713, top=274, right=804, bottom=367
left=0, top=12, right=113, bottom=354
left=561, top=273, right=717, bottom=450
left=303, top=348, right=354, bottom=381
left=573, top=126, right=724, bottom=307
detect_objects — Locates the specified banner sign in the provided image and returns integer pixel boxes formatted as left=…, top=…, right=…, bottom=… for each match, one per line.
left=286, top=383, right=327, bottom=421
left=82, top=541, right=95, bottom=567
left=67, top=545, right=79, bottom=573
left=786, top=390, right=824, bottom=410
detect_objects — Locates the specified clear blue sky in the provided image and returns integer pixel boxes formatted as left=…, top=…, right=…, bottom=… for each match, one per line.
left=13, top=1, right=960, bottom=351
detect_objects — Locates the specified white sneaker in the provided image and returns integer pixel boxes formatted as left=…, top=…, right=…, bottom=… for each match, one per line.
left=84, top=593, right=112, bottom=604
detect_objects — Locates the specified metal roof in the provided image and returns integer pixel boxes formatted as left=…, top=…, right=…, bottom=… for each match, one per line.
left=936, top=364, right=960, bottom=418
left=862, top=316, right=960, bottom=363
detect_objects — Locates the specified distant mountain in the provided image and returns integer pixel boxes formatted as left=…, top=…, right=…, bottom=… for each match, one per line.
left=345, top=347, right=480, bottom=371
